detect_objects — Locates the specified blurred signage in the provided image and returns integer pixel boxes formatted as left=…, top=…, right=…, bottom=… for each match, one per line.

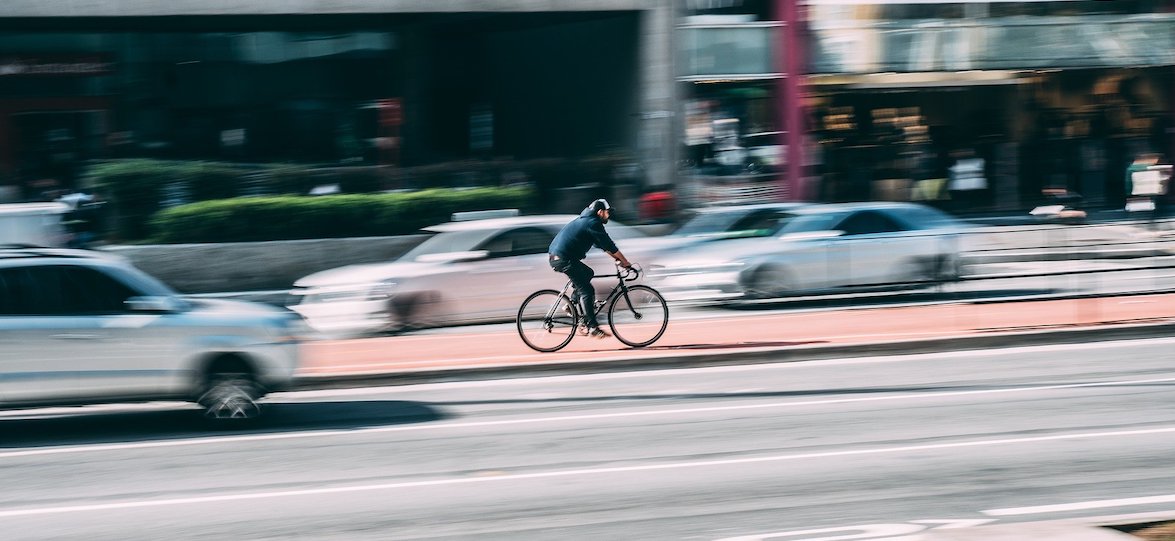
left=0, top=55, right=113, bottom=77
left=378, top=98, right=403, bottom=127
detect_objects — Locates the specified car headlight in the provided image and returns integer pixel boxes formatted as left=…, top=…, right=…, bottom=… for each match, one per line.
left=366, top=280, right=397, bottom=301
left=293, top=281, right=397, bottom=304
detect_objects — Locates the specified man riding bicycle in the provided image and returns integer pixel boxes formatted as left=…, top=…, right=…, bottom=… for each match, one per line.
left=548, top=199, right=633, bottom=338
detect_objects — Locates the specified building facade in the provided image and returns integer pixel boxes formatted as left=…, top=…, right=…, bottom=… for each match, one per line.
left=0, top=0, right=677, bottom=203
left=2, top=0, right=1173, bottom=212
left=679, top=0, right=1175, bottom=211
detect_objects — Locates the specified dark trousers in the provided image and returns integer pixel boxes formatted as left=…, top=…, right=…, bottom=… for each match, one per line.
left=549, top=255, right=598, bottom=328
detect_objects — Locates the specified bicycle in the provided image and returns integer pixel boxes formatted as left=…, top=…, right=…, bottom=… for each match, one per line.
left=516, top=263, right=669, bottom=352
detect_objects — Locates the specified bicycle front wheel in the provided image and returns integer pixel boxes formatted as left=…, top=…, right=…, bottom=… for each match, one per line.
left=517, top=289, right=579, bottom=352
left=608, top=285, right=669, bottom=348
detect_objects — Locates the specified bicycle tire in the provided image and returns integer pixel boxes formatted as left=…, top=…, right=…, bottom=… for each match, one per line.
left=517, top=289, right=579, bottom=352
left=608, top=285, right=669, bottom=348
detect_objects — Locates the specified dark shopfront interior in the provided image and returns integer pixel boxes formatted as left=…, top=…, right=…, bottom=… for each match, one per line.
left=0, top=13, right=641, bottom=198
left=811, top=67, right=1174, bottom=213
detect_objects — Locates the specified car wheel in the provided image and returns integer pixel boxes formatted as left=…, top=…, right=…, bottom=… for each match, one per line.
left=744, top=265, right=791, bottom=299
left=936, top=254, right=962, bottom=282
left=898, top=258, right=935, bottom=285
left=198, top=361, right=262, bottom=423
left=388, top=291, right=444, bottom=333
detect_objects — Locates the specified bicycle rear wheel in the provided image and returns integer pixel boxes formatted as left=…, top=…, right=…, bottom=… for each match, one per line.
left=517, top=289, right=579, bottom=352
left=608, top=285, right=668, bottom=348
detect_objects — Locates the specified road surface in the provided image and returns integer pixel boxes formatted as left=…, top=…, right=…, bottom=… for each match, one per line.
left=3, top=338, right=1175, bottom=540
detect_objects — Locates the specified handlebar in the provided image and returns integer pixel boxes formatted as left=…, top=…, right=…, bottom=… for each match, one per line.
left=617, top=262, right=642, bottom=282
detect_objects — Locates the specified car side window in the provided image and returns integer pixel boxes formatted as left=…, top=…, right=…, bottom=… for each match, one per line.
left=0, top=266, right=71, bottom=315
left=0, top=267, right=40, bottom=315
left=479, top=228, right=554, bottom=258
left=837, top=211, right=905, bottom=236
left=510, top=228, right=554, bottom=256
left=57, top=266, right=141, bottom=314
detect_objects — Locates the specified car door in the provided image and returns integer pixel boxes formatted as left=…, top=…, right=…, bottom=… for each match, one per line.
left=464, top=227, right=556, bottom=320
left=0, top=264, right=174, bottom=404
left=0, top=264, right=96, bottom=403
left=55, top=264, right=180, bottom=399
left=830, top=210, right=916, bottom=286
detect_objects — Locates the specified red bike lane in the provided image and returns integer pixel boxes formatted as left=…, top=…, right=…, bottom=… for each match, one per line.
left=296, top=293, right=1175, bottom=379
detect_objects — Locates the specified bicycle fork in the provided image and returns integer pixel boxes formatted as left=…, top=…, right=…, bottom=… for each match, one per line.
left=616, top=286, right=643, bottom=321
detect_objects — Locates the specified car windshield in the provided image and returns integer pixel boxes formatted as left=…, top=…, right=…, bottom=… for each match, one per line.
left=674, top=212, right=742, bottom=236
left=778, top=212, right=847, bottom=234
left=399, top=229, right=496, bottom=261
left=890, top=205, right=965, bottom=230
left=675, top=209, right=798, bottom=239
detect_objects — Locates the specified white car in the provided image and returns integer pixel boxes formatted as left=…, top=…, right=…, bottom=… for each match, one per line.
left=289, top=215, right=651, bottom=336
left=0, top=246, right=303, bottom=421
left=647, top=202, right=967, bottom=301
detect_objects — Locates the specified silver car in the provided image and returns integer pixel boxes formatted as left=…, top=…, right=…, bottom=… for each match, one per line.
left=289, top=215, right=650, bottom=336
left=647, top=202, right=967, bottom=301
left=0, top=247, right=303, bottom=421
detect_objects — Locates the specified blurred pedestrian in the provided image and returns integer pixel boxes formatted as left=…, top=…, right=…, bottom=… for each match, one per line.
left=1124, top=153, right=1168, bottom=222
left=59, top=190, right=108, bottom=249
left=947, top=148, right=987, bottom=214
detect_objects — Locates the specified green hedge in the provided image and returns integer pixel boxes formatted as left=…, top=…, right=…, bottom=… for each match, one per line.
left=88, top=154, right=631, bottom=241
left=150, top=187, right=535, bottom=243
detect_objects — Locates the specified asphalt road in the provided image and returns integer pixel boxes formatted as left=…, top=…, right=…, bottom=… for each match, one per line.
left=3, top=338, right=1175, bottom=540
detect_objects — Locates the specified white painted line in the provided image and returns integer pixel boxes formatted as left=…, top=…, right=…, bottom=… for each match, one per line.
left=5, top=376, right=1175, bottom=460
left=4, top=426, right=1175, bottom=519
left=985, top=494, right=1175, bottom=517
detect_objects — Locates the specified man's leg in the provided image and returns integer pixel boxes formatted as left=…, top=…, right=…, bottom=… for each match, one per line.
left=565, top=260, right=599, bottom=330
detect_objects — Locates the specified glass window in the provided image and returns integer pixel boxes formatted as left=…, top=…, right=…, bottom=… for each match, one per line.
left=57, top=265, right=141, bottom=314
left=837, top=211, right=905, bottom=236
left=0, top=265, right=139, bottom=315
left=0, top=267, right=40, bottom=316
left=400, top=230, right=496, bottom=261
left=479, top=228, right=554, bottom=257
left=889, top=205, right=962, bottom=230
left=728, top=210, right=797, bottom=236
left=680, top=26, right=779, bottom=78
left=509, top=228, right=554, bottom=256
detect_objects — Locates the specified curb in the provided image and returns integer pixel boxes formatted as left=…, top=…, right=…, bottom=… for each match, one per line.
left=291, top=319, right=1175, bottom=390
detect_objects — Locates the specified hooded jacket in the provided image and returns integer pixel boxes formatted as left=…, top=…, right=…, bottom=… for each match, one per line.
left=548, top=205, right=619, bottom=261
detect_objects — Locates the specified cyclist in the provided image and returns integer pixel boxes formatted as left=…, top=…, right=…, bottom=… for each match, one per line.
left=548, top=199, right=633, bottom=338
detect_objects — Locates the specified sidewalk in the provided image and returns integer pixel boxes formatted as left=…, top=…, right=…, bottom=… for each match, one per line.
left=297, top=292, right=1175, bottom=387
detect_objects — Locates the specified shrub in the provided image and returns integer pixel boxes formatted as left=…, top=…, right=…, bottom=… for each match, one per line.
left=150, top=187, right=535, bottom=243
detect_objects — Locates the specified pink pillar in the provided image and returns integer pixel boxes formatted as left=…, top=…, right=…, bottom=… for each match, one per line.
left=777, top=0, right=809, bottom=201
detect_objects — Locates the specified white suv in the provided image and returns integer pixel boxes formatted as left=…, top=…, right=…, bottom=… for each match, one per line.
left=0, top=246, right=303, bottom=421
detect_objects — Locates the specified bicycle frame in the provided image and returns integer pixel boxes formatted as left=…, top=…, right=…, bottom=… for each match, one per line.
left=557, top=265, right=643, bottom=322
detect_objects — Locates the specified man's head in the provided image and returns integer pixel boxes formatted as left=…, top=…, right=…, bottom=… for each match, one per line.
left=590, top=199, right=612, bottom=223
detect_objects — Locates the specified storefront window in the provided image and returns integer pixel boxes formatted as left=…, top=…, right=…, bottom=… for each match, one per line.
left=680, top=25, right=780, bottom=79
left=810, top=14, right=1175, bottom=73
left=0, top=29, right=401, bottom=181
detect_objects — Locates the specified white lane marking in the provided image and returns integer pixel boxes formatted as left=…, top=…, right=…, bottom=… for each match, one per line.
left=714, top=523, right=925, bottom=541
left=984, top=494, right=1175, bottom=516
left=4, top=376, right=1175, bottom=459
left=287, top=335, right=1175, bottom=398
left=4, top=426, right=1175, bottom=519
